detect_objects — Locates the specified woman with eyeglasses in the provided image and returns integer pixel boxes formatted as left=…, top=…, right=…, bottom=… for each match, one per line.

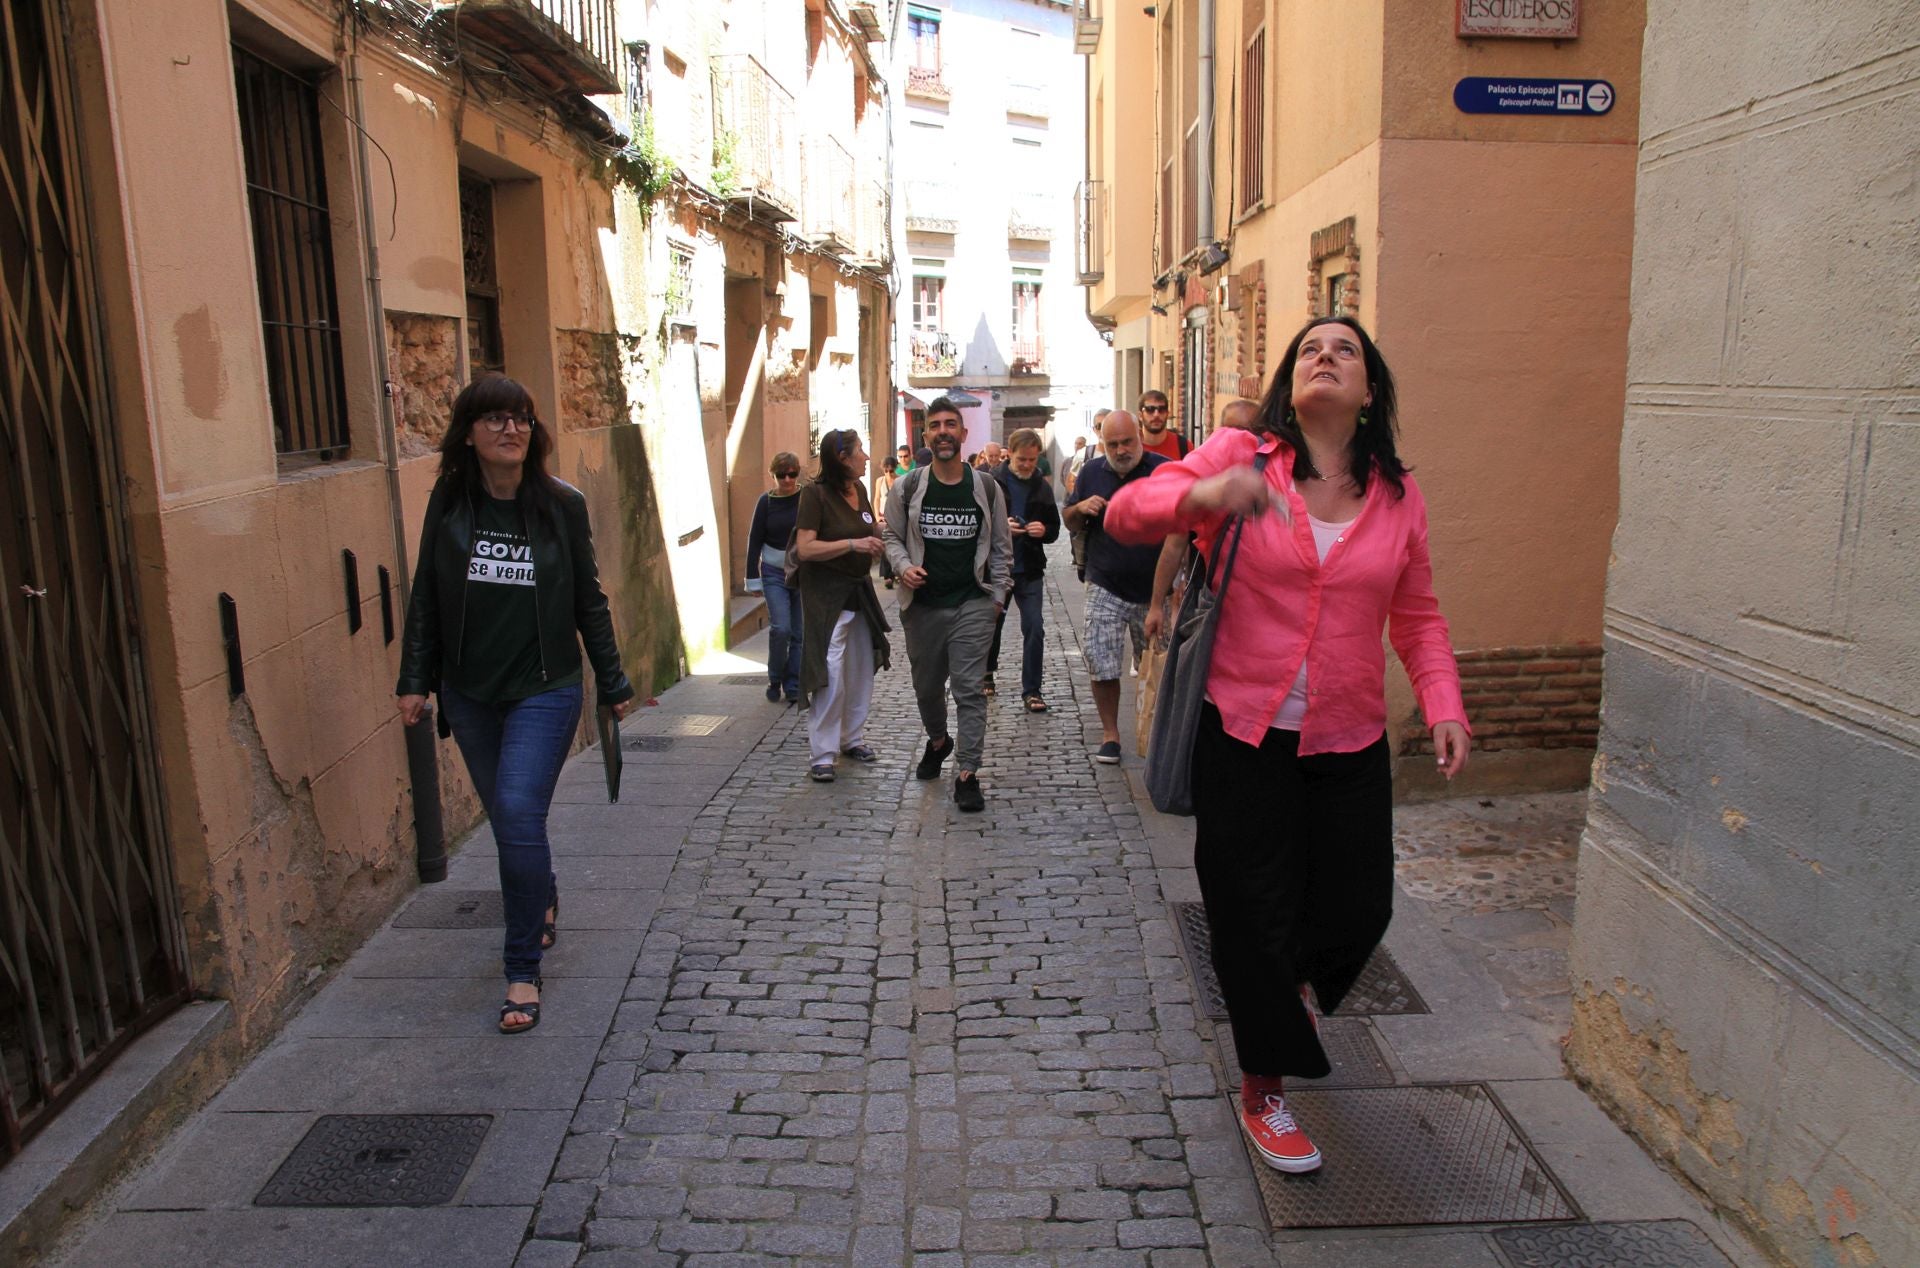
left=397, top=375, right=635, bottom=1035
left=791, top=428, right=891, bottom=782
left=745, top=453, right=805, bottom=703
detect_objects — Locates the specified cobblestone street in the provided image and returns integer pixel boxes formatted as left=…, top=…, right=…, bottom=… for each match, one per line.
left=54, top=574, right=1767, bottom=1268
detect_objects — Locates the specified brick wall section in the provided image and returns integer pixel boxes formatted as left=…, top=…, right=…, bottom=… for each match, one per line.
left=1401, top=643, right=1605, bottom=755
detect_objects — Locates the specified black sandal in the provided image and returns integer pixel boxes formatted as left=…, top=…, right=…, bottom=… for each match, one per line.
left=499, top=979, right=542, bottom=1034
left=540, top=890, right=559, bottom=950
left=1023, top=695, right=1049, bottom=713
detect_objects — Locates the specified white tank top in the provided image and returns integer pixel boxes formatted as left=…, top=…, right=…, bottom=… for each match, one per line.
left=1271, top=513, right=1355, bottom=730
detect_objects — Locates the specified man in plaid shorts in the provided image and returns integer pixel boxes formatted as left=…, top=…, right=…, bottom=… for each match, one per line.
left=1062, top=410, right=1171, bottom=764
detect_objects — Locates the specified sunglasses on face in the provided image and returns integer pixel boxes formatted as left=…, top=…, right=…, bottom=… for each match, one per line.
left=775, top=470, right=800, bottom=479
left=477, top=411, right=533, bottom=433
left=1140, top=405, right=1168, bottom=414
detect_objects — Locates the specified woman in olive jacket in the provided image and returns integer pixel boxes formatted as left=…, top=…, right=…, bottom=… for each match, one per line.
left=397, top=375, right=634, bottom=1034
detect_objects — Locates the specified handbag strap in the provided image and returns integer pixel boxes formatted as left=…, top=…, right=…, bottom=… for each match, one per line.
left=1203, top=451, right=1271, bottom=596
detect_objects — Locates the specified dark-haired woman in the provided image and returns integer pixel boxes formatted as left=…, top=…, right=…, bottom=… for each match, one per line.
left=792, top=429, right=890, bottom=782
left=397, top=375, right=634, bottom=1035
left=1106, top=317, right=1469, bottom=1174
left=745, top=452, right=804, bottom=703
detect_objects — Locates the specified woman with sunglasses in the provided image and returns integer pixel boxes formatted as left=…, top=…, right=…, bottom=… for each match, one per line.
left=791, top=428, right=891, bottom=782
left=745, top=452, right=805, bottom=703
left=397, top=375, right=635, bottom=1035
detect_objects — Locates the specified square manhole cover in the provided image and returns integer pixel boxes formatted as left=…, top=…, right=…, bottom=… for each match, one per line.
left=719, top=674, right=768, bottom=686
left=660, top=714, right=728, bottom=736
left=256, top=1114, right=491, bottom=1207
left=1288, top=1019, right=1396, bottom=1089
left=1171, top=903, right=1428, bottom=1018
left=1493, top=1219, right=1734, bottom=1267
left=624, top=735, right=675, bottom=752
left=1250, top=1083, right=1577, bottom=1229
left=392, top=890, right=503, bottom=928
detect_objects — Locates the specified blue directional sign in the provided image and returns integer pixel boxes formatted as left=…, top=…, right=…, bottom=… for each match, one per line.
left=1454, top=77, right=1615, bottom=115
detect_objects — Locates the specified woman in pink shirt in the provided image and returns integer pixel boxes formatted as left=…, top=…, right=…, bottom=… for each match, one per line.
left=1106, top=316, right=1470, bottom=1175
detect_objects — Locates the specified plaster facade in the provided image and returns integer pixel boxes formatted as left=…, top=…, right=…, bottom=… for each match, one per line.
left=4, top=0, right=890, bottom=1172
left=1566, top=5, right=1920, bottom=1265
left=890, top=0, right=1114, bottom=462
left=1079, top=0, right=1643, bottom=795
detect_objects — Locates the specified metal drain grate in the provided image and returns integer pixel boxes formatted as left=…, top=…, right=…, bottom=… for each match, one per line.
left=392, top=890, right=503, bottom=928
left=1250, top=1083, right=1577, bottom=1229
left=719, top=674, right=769, bottom=686
left=1171, top=902, right=1428, bottom=1018
left=660, top=714, right=728, bottom=736
left=1492, top=1220, right=1734, bottom=1267
left=624, top=735, right=676, bottom=752
left=256, top=1114, right=491, bottom=1207
left=1343, top=946, right=1430, bottom=1016
left=1288, top=1019, right=1396, bottom=1089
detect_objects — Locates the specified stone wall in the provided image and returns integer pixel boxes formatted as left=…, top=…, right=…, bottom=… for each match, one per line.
left=1566, top=4, right=1920, bottom=1266
left=385, top=310, right=459, bottom=457
left=556, top=328, right=630, bottom=433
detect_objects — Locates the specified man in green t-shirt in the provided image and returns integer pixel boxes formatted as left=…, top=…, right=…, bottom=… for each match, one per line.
left=883, top=399, right=1013, bottom=813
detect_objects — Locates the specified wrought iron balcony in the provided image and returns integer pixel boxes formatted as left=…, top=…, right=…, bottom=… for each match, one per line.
left=903, top=181, right=960, bottom=235
left=1008, top=192, right=1054, bottom=242
left=711, top=54, right=799, bottom=221
left=1075, top=179, right=1106, bottom=283
left=803, top=134, right=855, bottom=254
left=851, top=176, right=891, bottom=270
left=1010, top=334, right=1046, bottom=376
left=905, top=65, right=951, bottom=102
left=436, top=0, right=619, bottom=96
left=911, top=331, right=958, bottom=378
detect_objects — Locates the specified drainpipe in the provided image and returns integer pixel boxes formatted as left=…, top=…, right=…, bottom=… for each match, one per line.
left=1196, top=0, right=1216, bottom=250
left=345, top=37, right=446, bottom=884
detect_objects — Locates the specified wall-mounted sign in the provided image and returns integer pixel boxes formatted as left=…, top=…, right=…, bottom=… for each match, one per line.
left=1455, top=77, right=1613, bottom=115
left=1457, top=0, right=1580, bottom=40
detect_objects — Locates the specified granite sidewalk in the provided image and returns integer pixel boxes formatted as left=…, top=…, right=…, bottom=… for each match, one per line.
left=54, top=571, right=1769, bottom=1267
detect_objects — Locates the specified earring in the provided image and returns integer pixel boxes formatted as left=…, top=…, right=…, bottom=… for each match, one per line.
left=1357, top=409, right=1369, bottom=428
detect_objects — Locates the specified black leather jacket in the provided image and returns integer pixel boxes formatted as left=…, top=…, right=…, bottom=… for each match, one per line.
left=396, top=477, right=635, bottom=708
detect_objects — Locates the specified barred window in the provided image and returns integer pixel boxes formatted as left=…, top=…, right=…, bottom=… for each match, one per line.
left=232, top=45, right=350, bottom=461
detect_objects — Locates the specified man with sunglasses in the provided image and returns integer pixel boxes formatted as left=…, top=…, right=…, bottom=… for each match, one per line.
left=1137, top=390, right=1190, bottom=461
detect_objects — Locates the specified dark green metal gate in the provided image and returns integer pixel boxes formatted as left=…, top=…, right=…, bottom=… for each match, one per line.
left=0, top=0, right=189, bottom=1158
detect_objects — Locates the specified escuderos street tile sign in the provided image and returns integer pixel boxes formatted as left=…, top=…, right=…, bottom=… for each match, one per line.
left=1454, top=77, right=1614, bottom=116
left=1456, top=0, right=1580, bottom=40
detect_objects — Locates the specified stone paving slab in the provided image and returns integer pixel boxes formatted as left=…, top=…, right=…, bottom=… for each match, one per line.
left=284, top=974, right=627, bottom=1040
left=67, top=1206, right=533, bottom=1268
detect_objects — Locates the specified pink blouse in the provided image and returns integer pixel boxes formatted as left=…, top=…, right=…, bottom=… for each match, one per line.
left=1104, top=428, right=1468, bottom=755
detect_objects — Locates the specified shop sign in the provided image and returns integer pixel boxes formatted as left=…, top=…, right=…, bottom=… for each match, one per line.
left=1457, top=0, right=1580, bottom=39
left=1454, top=77, right=1613, bottom=115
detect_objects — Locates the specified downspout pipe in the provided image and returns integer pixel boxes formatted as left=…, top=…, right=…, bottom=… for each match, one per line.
left=345, top=35, right=446, bottom=884
left=1196, top=0, right=1216, bottom=250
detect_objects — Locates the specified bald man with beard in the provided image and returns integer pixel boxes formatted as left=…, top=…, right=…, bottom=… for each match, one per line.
left=1062, top=410, right=1171, bottom=764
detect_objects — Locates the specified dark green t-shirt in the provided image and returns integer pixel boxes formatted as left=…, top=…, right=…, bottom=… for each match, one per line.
left=918, top=471, right=985, bottom=608
left=448, top=497, right=581, bottom=703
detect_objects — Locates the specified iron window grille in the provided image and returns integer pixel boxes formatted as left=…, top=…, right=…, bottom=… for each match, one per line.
left=232, top=45, right=351, bottom=462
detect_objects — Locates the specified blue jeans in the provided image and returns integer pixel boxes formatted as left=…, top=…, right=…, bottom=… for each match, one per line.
left=440, top=681, right=582, bottom=984
left=988, top=573, right=1046, bottom=698
left=762, top=571, right=803, bottom=697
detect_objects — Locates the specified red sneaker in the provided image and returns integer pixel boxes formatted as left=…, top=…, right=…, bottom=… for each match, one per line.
left=1242, top=1092, right=1322, bottom=1173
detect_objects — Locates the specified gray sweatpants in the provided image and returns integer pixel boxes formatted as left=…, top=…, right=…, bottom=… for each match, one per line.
left=900, top=595, right=996, bottom=774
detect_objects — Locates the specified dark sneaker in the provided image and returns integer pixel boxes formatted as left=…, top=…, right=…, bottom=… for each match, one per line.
left=953, top=774, right=985, bottom=813
left=1242, top=1092, right=1322, bottom=1173
left=808, top=763, right=836, bottom=782
left=915, top=736, right=953, bottom=780
left=1095, top=740, right=1123, bottom=765
left=765, top=683, right=782, bottom=702
left=842, top=745, right=878, bottom=763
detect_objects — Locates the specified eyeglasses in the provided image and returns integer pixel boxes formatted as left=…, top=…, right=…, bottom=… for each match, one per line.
left=1140, top=404, right=1169, bottom=414
left=775, top=470, right=800, bottom=480
left=477, top=411, right=534, bottom=433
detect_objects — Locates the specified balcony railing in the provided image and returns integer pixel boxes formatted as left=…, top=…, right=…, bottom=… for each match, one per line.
left=911, top=331, right=958, bottom=378
left=1076, top=180, right=1106, bottom=283
left=1010, top=333, right=1046, bottom=376
left=711, top=54, right=799, bottom=220
left=438, top=0, right=619, bottom=95
left=905, top=65, right=951, bottom=102
left=903, top=181, right=960, bottom=235
left=852, top=176, right=890, bottom=270
left=803, top=134, right=855, bottom=253
left=1008, top=193, right=1054, bottom=242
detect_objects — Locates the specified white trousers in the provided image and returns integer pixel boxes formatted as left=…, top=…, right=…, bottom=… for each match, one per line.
left=809, top=609, right=875, bottom=764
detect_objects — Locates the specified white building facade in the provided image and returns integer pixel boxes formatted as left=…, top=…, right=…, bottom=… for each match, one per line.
left=887, top=0, right=1113, bottom=463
